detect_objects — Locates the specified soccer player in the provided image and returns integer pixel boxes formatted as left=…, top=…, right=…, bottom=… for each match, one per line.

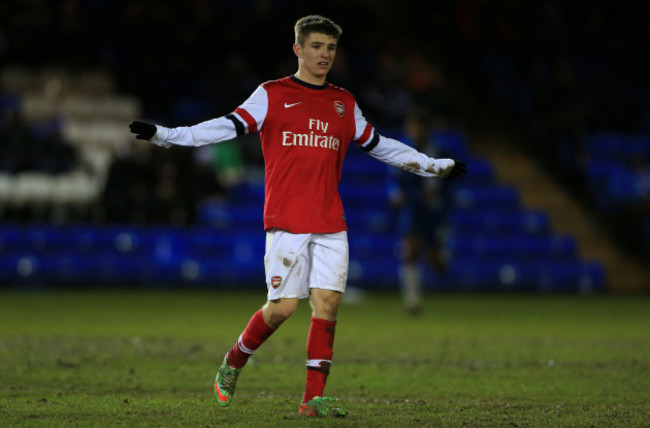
left=389, top=109, right=453, bottom=314
left=129, top=15, right=466, bottom=417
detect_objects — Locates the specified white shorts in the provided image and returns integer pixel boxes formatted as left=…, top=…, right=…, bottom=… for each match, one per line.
left=264, top=230, right=349, bottom=300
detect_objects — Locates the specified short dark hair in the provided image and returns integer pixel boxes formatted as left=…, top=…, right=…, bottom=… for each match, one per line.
left=294, top=15, right=342, bottom=46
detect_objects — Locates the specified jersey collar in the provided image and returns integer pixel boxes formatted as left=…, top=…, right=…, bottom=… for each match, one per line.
left=290, top=75, right=328, bottom=90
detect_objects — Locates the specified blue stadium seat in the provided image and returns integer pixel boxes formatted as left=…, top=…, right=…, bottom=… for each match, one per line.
left=94, top=253, right=146, bottom=284
left=534, top=261, right=606, bottom=293
left=102, top=226, right=150, bottom=255
left=628, top=135, right=650, bottom=158
left=0, top=252, right=67, bottom=286
left=445, top=259, right=502, bottom=291
left=445, top=259, right=605, bottom=292
left=431, top=129, right=470, bottom=157
left=225, top=180, right=265, bottom=204
left=0, top=225, right=25, bottom=254
left=344, top=208, right=394, bottom=233
left=449, top=209, right=549, bottom=235
left=173, top=256, right=264, bottom=287
left=586, top=133, right=626, bottom=160
left=586, top=133, right=650, bottom=162
left=341, top=157, right=391, bottom=185
left=449, top=234, right=577, bottom=261
left=461, top=158, right=494, bottom=183
left=64, top=225, right=108, bottom=253
left=198, top=200, right=263, bottom=231
left=348, top=233, right=397, bottom=259
left=23, top=225, right=72, bottom=252
left=339, top=184, right=388, bottom=202
left=347, top=258, right=398, bottom=289
left=586, top=160, right=624, bottom=189
left=186, top=228, right=234, bottom=256
left=139, top=258, right=186, bottom=287
left=452, top=184, right=520, bottom=210
left=48, top=252, right=104, bottom=285
left=0, top=253, right=30, bottom=284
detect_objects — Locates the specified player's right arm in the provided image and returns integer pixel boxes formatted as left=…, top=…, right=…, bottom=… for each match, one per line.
left=129, top=86, right=268, bottom=148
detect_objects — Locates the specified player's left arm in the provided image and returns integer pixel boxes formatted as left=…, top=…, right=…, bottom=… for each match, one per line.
left=353, top=104, right=466, bottom=179
left=364, top=134, right=466, bottom=178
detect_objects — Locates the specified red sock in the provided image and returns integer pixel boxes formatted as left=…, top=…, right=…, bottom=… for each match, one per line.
left=226, top=309, right=275, bottom=369
left=302, top=317, right=336, bottom=403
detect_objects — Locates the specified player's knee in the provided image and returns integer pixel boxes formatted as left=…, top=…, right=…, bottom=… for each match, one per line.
left=317, top=302, right=339, bottom=321
left=275, top=304, right=297, bottom=321
left=310, top=290, right=341, bottom=321
left=263, top=299, right=298, bottom=328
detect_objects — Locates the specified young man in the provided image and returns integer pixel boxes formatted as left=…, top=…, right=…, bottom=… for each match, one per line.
left=129, top=15, right=466, bottom=417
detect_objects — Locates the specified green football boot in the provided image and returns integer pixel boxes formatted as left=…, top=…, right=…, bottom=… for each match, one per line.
left=213, top=354, right=241, bottom=407
left=299, top=396, right=347, bottom=417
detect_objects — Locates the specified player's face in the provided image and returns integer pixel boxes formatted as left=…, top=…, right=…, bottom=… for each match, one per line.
left=294, top=32, right=337, bottom=84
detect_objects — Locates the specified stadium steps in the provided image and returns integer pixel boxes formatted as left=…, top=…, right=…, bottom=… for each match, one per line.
left=470, top=134, right=650, bottom=293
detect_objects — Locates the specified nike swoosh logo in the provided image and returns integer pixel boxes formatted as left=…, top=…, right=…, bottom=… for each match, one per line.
left=214, top=379, right=229, bottom=402
left=284, top=102, right=302, bottom=108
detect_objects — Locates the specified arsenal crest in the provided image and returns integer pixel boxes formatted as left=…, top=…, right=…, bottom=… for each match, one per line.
left=333, top=101, right=345, bottom=117
left=271, top=276, right=282, bottom=289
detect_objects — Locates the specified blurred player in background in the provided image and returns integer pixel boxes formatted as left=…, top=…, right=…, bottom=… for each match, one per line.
left=389, top=109, right=452, bottom=314
left=129, top=15, right=466, bottom=417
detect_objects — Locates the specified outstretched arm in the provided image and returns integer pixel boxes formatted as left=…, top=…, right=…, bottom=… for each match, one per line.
left=129, top=116, right=243, bottom=148
left=352, top=103, right=466, bottom=179
left=363, top=134, right=466, bottom=178
left=128, top=86, right=268, bottom=148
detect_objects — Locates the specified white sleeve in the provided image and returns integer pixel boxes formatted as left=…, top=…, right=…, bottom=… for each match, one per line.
left=353, top=102, right=456, bottom=178
left=151, top=117, right=239, bottom=148
left=368, top=135, right=456, bottom=178
left=150, top=86, right=269, bottom=148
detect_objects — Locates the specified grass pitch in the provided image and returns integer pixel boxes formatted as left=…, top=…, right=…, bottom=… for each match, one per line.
left=0, top=289, right=649, bottom=427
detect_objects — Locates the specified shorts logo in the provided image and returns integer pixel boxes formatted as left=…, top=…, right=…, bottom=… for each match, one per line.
left=334, top=101, right=345, bottom=118
left=271, top=276, right=282, bottom=289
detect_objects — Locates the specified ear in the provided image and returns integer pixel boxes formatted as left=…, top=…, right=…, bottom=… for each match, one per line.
left=293, top=43, right=301, bottom=58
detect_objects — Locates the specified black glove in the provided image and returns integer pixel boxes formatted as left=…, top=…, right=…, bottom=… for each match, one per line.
left=129, top=121, right=157, bottom=140
left=449, top=160, right=467, bottom=178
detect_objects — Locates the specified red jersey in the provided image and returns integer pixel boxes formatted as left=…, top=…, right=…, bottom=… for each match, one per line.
left=231, top=76, right=377, bottom=233
left=153, top=75, right=447, bottom=233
